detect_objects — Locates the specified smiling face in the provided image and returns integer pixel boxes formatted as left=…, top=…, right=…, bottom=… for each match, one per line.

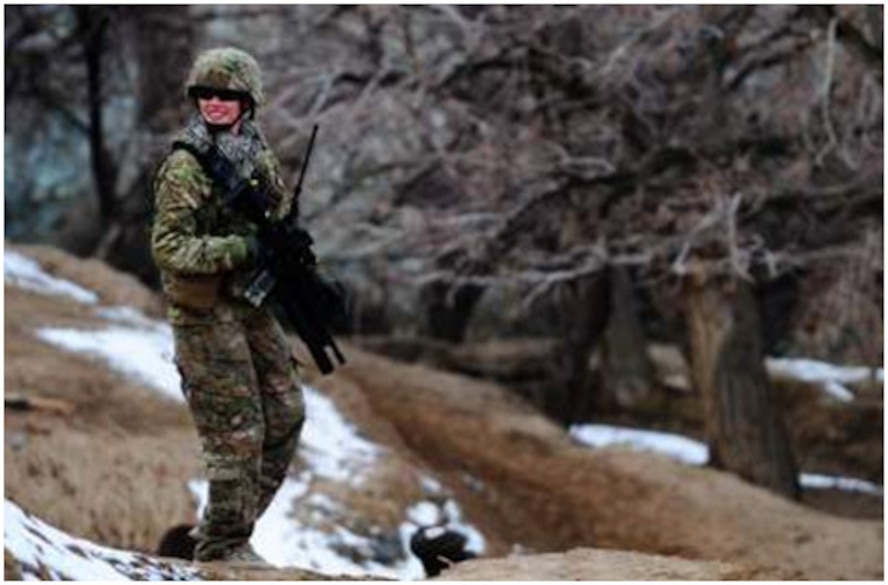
left=197, top=95, right=243, bottom=127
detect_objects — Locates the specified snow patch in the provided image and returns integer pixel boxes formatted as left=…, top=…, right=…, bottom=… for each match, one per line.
left=570, top=423, right=883, bottom=495
left=4, top=500, right=199, bottom=581
left=36, top=324, right=181, bottom=402
left=570, top=424, right=710, bottom=466
left=300, top=387, right=383, bottom=484
left=799, top=473, right=883, bottom=495
left=767, top=357, right=883, bottom=403
left=4, top=250, right=98, bottom=305
left=406, top=501, right=441, bottom=526
left=420, top=475, right=444, bottom=494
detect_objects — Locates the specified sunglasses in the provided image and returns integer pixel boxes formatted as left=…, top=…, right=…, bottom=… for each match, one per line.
left=189, top=86, right=248, bottom=102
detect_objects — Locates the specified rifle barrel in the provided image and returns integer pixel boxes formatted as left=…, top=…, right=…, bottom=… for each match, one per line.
left=293, top=125, right=319, bottom=200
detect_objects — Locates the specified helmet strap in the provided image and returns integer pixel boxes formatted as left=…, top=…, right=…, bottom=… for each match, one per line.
left=242, top=97, right=255, bottom=119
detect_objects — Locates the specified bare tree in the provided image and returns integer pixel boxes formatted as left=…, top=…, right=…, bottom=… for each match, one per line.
left=686, top=272, right=799, bottom=498
left=272, top=5, right=880, bottom=495
left=74, top=6, right=115, bottom=227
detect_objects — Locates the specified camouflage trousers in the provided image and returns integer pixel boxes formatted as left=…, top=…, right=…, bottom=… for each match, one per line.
left=172, top=306, right=305, bottom=561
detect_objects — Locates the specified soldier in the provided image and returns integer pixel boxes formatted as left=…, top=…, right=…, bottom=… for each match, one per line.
left=151, top=47, right=305, bottom=565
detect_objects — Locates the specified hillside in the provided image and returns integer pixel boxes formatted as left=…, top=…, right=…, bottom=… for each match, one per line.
left=4, top=244, right=883, bottom=580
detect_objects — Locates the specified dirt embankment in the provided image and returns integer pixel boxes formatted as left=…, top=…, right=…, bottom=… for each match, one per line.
left=4, top=244, right=884, bottom=580
left=338, top=347, right=883, bottom=580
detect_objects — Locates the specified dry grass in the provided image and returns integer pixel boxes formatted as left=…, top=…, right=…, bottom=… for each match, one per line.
left=5, top=424, right=200, bottom=552
left=5, top=248, right=198, bottom=553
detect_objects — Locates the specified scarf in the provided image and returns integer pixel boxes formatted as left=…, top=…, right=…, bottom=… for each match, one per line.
left=179, top=113, right=265, bottom=179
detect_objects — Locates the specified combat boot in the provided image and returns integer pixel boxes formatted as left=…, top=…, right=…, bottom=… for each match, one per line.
left=218, top=544, right=273, bottom=569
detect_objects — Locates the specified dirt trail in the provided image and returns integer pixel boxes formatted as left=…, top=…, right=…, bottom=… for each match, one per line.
left=338, top=347, right=883, bottom=580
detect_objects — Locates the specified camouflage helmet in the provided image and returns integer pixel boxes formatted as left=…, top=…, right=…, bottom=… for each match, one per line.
left=185, top=47, right=265, bottom=109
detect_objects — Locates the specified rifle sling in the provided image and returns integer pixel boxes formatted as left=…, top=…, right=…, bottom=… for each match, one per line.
left=170, top=140, right=245, bottom=207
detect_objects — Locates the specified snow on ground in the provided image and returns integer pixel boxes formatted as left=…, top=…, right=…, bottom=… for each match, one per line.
left=4, top=500, right=199, bottom=581
left=36, top=321, right=181, bottom=403
left=570, top=424, right=709, bottom=466
left=400, top=477, right=487, bottom=556
left=797, top=473, right=883, bottom=495
left=299, top=388, right=383, bottom=485
left=766, top=357, right=883, bottom=403
left=4, top=250, right=98, bottom=305
left=569, top=424, right=883, bottom=495
left=5, top=250, right=481, bottom=580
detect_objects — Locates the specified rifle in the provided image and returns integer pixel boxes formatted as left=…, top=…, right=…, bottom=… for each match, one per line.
left=172, top=125, right=347, bottom=374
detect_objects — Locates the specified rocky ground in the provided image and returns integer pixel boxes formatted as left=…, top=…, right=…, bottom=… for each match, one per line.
left=4, top=244, right=884, bottom=580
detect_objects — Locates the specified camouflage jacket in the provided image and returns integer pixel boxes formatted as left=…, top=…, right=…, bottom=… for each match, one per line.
left=152, top=115, right=292, bottom=324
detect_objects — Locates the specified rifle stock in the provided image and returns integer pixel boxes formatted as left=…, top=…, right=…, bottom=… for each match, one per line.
left=278, top=272, right=346, bottom=374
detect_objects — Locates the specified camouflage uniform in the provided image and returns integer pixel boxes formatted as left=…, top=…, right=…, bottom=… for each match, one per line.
left=151, top=47, right=304, bottom=562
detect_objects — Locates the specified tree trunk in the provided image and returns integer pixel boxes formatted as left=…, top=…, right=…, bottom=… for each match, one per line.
left=75, top=6, right=115, bottom=228
left=420, top=280, right=486, bottom=343
left=600, top=266, right=657, bottom=410
left=685, top=274, right=799, bottom=499
left=552, top=271, right=611, bottom=425
left=866, top=5, right=882, bottom=52
left=130, top=7, right=194, bottom=132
